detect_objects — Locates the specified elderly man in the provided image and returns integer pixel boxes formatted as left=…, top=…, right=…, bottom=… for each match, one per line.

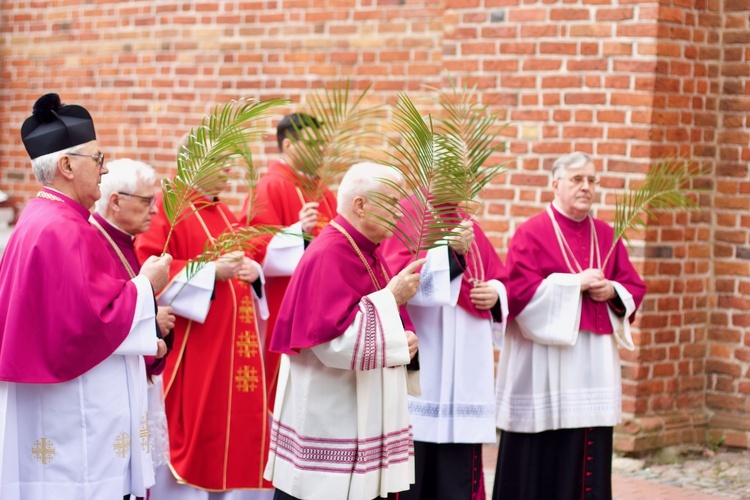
left=493, top=152, right=647, bottom=500
left=264, top=162, right=424, bottom=500
left=381, top=204, right=508, bottom=500
left=238, top=112, right=337, bottom=409
left=92, top=158, right=176, bottom=478
left=136, top=142, right=272, bottom=499
left=0, top=93, right=171, bottom=500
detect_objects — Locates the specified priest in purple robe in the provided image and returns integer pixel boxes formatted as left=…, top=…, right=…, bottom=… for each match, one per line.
left=264, top=162, right=425, bottom=500
left=0, top=93, right=171, bottom=500
left=92, top=158, right=177, bottom=485
left=492, top=152, right=647, bottom=500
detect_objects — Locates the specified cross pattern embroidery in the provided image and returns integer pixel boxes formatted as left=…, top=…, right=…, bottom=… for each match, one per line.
left=237, top=330, right=259, bottom=358
left=113, top=432, right=131, bottom=459
left=238, top=296, right=255, bottom=325
left=235, top=365, right=259, bottom=393
left=32, top=437, right=56, bottom=465
left=140, top=413, right=150, bottom=453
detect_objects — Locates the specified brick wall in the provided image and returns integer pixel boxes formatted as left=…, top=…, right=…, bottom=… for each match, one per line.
left=0, top=0, right=747, bottom=453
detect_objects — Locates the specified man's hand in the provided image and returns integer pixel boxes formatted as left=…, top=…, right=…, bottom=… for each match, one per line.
left=386, top=258, right=427, bottom=306
left=215, top=250, right=244, bottom=281
left=237, top=256, right=260, bottom=283
left=448, top=220, right=475, bottom=255
left=299, top=201, right=320, bottom=235
left=470, top=281, right=499, bottom=310
left=155, top=339, right=168, bottom=359
left=578, top=268, right=605, bottom=292
left=140, top=254, right=173, bottom=293
left=156, top=306, right=175, bottom=337
left=405, top=330, right=418, bottom=360
left=588, top=278, right=616, bottom=302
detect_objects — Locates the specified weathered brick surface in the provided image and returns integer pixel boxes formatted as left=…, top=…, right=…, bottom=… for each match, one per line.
left=0, top=0, right=748, bottom=452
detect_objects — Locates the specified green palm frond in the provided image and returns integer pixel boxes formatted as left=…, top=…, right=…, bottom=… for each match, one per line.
left=161, top=97, right=286, bottom=254
left=289, top=80, right=383, bottom=200
left=369, top=93, right=463, bottom=259
left=432, top=79, right=508, bottom=214
left=604, top=157, right=704, bottom=267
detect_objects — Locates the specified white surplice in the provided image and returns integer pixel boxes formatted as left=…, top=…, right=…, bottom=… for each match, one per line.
left=405, top=246, right=508, bottom=444
left=264, top=289, right=415, bottom=500
left=495, top=273, right=637, bottom=433
left=0, top=275, right=158, bottom=500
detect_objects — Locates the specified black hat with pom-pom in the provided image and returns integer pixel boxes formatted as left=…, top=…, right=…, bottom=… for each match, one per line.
left=20, top=93, right=97, bottom=159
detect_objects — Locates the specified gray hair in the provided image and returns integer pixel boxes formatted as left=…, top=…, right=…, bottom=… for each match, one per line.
left=30, top=144, right=86, bottom=185
left=94, top=158, right=156, bottom=215
left=337, top=162, right=403, bottom=212
left=552, top=152, right=593, bottom=180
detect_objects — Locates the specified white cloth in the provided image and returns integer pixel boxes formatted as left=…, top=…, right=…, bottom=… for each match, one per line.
left=264, top=289, right=415, bottom=500
left=406, top=246, right=507, bottom=444
left=150, top=464, right=273, bottom=500
left=147, top=375, right=170, bottom=469
left=262, top=222, right=305, bottom=277
left=495, top=275, right=637, bottom=433
left=0, top=275, right=158, bottom=500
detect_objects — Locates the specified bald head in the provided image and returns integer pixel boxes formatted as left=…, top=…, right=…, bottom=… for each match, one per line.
left=337, top=162, right=404, bottom=243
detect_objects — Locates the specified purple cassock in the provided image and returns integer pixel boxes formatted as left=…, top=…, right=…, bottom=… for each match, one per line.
left=0, top=187, right=139, bottom=383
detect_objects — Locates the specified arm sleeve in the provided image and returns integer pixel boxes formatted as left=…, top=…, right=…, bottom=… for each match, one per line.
left=113, top=275, right=159, bottom=356
left=407, top=246, right=461, bottom=307
left=514, top=272, right=583, bottom=346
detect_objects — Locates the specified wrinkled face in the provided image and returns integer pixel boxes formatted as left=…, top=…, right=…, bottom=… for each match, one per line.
left=552, top=162, right=597, bottom=219
left=360, top=181, right=403, bottom=244
left=66, top=140, right=107, bottom=209
left=113, top=180, right=157, bottom=235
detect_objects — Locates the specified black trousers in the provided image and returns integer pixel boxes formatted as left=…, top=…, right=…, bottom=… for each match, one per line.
left=399, top=441, right=483, bottom=500
left=492, top=427, right=613, bottom=500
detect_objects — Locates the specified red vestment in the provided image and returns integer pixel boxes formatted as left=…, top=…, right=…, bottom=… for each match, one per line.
left=135, top=194, right=270, bottom=491
left=238, top=159, right=337, bottom=406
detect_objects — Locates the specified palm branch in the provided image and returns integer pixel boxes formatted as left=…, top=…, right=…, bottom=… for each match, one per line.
left=287, top=80, right=383, bottom=201
left=161, top=97, right=286, bottom=254
left=369, top=93, right=464, bottom=260
left=603, top=157, right=703, bottom=268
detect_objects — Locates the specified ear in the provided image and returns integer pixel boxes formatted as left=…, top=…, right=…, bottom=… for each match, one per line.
left=281, top=137, right=292, bottom=154
left=352, top=195, right=366, bottom=217
left=109, top=192, right=121, bottom=212
left=57, top=155, right=75, bottom=181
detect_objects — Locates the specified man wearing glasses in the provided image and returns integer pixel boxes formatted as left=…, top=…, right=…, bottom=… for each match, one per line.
left=0, top=93, right=172, bottom=500
left=492, top=152, right=647, bottom=499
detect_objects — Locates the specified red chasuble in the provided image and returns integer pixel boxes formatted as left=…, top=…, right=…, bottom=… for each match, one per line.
left=238, top=159, right=337, bottom=404
left=135, top=193, right=270, bottom=491
left=507, top=204, right=647, bottom=331
left=0, top=188, right=138, bottom=383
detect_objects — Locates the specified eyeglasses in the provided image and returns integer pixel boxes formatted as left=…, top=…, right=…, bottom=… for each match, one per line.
left=67, top=152, right=105, bottom=168
left=564, top=175, right=599, bottom=187
left=118, top=192, right=156, bottom=208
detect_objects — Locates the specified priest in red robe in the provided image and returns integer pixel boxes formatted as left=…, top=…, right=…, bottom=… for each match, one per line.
left=0, top=93, right=171, bottom=500
left=492, top=152, right=647, bottom=500
left=238, top=112, right=337, bottom=409
left=136, top=159, right=272, bottom=498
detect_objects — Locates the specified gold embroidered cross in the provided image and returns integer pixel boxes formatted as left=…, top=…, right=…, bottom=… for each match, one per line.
left=113, top=432, right=131, bottom=459
left=32, top=437, right=56, bottom=465
left=235, top=365, right=259, bottom=392
left=140, top=413, right=150, bottom=453
left=238, top=296, right=255, bottom=324
left=236, top=330, right=259, bottom=358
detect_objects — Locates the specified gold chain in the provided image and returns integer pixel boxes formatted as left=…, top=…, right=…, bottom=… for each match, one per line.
left=329, top=220, right=389, bottom=291
left=36, top=191, right=63, bottom=202
left=89, top=217, right=137, bottom=278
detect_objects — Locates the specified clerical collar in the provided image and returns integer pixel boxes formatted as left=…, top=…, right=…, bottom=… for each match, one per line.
left=94, top=213, right=135, bottom=240
left=333, top=215, right=378, bottom=254
left=551, top=201, right=589, bottom=223
left=40, top=186, right=91, bottom=220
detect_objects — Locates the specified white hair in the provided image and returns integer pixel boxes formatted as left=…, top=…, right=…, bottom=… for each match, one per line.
left=94, top=158, right=156, bottom=215
left=336, top=162, right=403, bottom=213
left=30, top=144, right=86, bottom=185
left=552, top=152, right=593, bottom=179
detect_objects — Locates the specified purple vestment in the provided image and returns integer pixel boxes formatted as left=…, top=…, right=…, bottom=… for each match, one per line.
left=0, top=188, right=139, bottom=383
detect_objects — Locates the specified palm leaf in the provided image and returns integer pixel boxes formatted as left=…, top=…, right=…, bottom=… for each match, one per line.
left=161, top=97, right=286, bottom=254
left=369, top=93, right=464, bottom=260
left=604, top=157, right=703, bottom=267
left=288, top=80, right=383, bottom=201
